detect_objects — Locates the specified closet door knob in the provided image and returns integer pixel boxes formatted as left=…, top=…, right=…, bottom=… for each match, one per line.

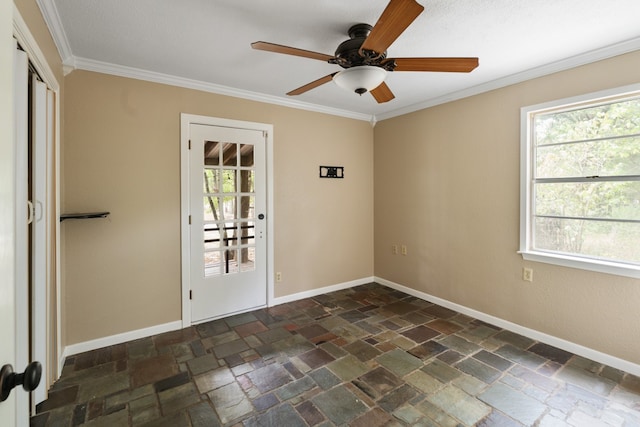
left=0, top=361, right=42, bottom=402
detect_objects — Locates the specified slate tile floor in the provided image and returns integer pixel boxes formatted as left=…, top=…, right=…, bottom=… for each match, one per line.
left=32, top=283, right=640, bottom=426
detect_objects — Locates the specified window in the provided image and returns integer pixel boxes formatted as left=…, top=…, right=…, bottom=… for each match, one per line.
left=520, top=84, right=640, bottom=278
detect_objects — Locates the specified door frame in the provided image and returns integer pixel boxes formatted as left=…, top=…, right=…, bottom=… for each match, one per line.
left=180, top=114, right=274, bottom=327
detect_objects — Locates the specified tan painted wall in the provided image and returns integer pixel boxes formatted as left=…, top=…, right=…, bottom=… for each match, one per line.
left=63, top=70, right=374, bottom=345
left=374, top=50, right=640, bottom=364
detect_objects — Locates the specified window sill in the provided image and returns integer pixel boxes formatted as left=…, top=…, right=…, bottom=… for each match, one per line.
left=518, top=250, right=640, bottom=279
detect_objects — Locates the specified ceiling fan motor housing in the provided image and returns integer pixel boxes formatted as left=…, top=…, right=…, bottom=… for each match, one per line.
left=333, top=24, right=389, bottom=69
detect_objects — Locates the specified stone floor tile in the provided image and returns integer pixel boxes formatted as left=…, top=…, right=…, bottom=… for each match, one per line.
left=77, top=370, right=130, bottom=401
left=187, top=402, right=221, bottom=427
left=233, top=320, right=268, bottom=338
left=312, top=385, right=368, bottom=425
left=208, top=382, right=253, bottom=424
left=308, top=367, right=342, bottom=390
left=430, top=384, right=491, bottom=425
left=495, top=344, right=547, bottom=369
left=295, top=400, right=325, bottom=426
left=355, top=366, right=403, bottom=398
left=326, top=354, right=370, bottom=381
left=298, top=347, right=335, bottom=369
left=556, top=363, right=617, bottom=396
left=393, top=404, right=424, bottom=424
left=344, top=339, right=383, bottom=361
left=158, top=382, right=200, bottom=415
left=376, top=348, right=423, bottom=377
left=456, top=357, right=501, bottom=383
left=427, top=319, right=463, bottom=335
left=378, top=384, right=418, bottom=412
left=415, top=398, right=470, bottom=427
left=528, top=342, right=574, bottom=365
left=245, top=403, right=307, bottom=427
left=194, top=366, right=235, bottom=393
left=477, top=410, right=525, bottom=426
left=401, top=325, right=440, bottom=343
left=405, top=369, right=442, bottom=394
left=350, top=408, right=395, bottom=427
left=438, top=334, right=481, bottom=355
left=422, top=359, right=463, bottom=383
left=474, top=349, right=513, bottom=371
left=225, top=312, right=259, bottom=327
left=478, top=383, right=546, bottom=425
left=246, top=363, right=292, bottom=393
left=408, top=340, right=448, bottom=360
left=493, top=330, right=536, bottom=349
left=421, top=304, right=457, bottom=319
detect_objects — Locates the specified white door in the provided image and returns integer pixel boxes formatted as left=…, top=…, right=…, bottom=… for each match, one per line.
left=1, top=11, right=17, bottom=423
left=31, top=75, right=49, bottom=406
left=13, top=41, right=31, bottom=425
left=189, top=124, right=267, bottom=322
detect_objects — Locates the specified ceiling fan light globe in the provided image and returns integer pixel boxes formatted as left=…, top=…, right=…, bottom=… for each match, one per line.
left=333, top=66, right=387, bottom=95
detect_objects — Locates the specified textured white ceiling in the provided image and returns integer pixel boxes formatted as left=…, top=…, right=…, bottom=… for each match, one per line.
left=44, top=0, right=640, bottom=120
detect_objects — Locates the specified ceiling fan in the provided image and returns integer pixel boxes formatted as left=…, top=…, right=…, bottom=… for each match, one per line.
left=251, top=0, right=479, bottom=103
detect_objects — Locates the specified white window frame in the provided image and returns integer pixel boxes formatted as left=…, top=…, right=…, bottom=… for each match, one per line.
left=520, top=83, right=640, bottom=279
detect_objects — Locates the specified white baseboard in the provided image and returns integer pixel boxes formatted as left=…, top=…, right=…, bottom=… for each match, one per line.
left=61, top=320, right=183, bottom=366
left=375, top=276, right=640, bottom=378
left=269, top=277, right=375, bottom=306
left=58, top=277, right=640, bottom=380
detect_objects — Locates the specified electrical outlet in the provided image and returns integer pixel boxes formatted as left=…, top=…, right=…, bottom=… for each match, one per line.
left=392, top=245, right=398, bottom=254
left=401, top=245, right=408, bottom=255
left=276, top=272, right=282, bottom=282
left=523, top=267, right=533, bottom=282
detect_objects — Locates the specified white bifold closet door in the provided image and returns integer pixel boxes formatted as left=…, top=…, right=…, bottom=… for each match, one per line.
left=31, top=74, right=52, bottom=407
left=14, top=40, right=30, bottom=426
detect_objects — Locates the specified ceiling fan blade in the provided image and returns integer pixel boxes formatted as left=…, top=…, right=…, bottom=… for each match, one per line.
left=370, top=82, right=395, bottom=103
left=287, top=73, right=337, bottom=96
left=251, top=41, right=334, bottom=62
left=390, top=57, right=479, bottom=72
left=360, top=0, right=424, bottom=55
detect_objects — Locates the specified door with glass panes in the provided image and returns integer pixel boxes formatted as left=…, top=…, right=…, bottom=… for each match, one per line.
left=189, top=124, right=266, bottom=322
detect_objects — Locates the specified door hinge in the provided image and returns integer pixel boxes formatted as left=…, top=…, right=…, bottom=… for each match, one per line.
left=189, top=290, right=192, bottom=300
left=188, top=139, right=191, bottom=150
left=188, top=215, right=191, bottom=225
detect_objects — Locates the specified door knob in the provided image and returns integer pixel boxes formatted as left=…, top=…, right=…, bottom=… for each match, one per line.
left=0, top=361, right=42, bottom=402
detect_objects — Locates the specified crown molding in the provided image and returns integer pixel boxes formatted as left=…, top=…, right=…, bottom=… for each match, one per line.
left=376, top=37, right=640, bottom=121
left=35, top=0, right=73, bottom=66
left=71, top=56, right=373, bottom=121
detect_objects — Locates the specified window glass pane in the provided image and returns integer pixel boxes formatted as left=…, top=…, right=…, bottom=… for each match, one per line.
left=203, top=197, right=221, bottom=221
left=239, top=196, right=254, bottom=219
left=204, top=224, right=221, bottom=250
left=203, top=169, right=220, bottom=193
left=535, top=137, right=640, bottom=179
left=222, top=142, right=237, bottom=166
left=535, top=181, right=640, bottom=221
left=222, top=170, right=236, bottom=193
left=240, top=144, right=254, bottom=166
left=204, top=251, right=222, bottom=276
left=534, top=217, right=640, bottom=264
left=239, top=221, right=255, bottom=245
left=239, top=170, right=254, bottom=193
left=224, top=249, right=239, bottom=274
left=204, top=141, right=219, bottom=166
left=240, top=247, right=255, bottom=272
left=535, top=98, right=640, bottom=144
